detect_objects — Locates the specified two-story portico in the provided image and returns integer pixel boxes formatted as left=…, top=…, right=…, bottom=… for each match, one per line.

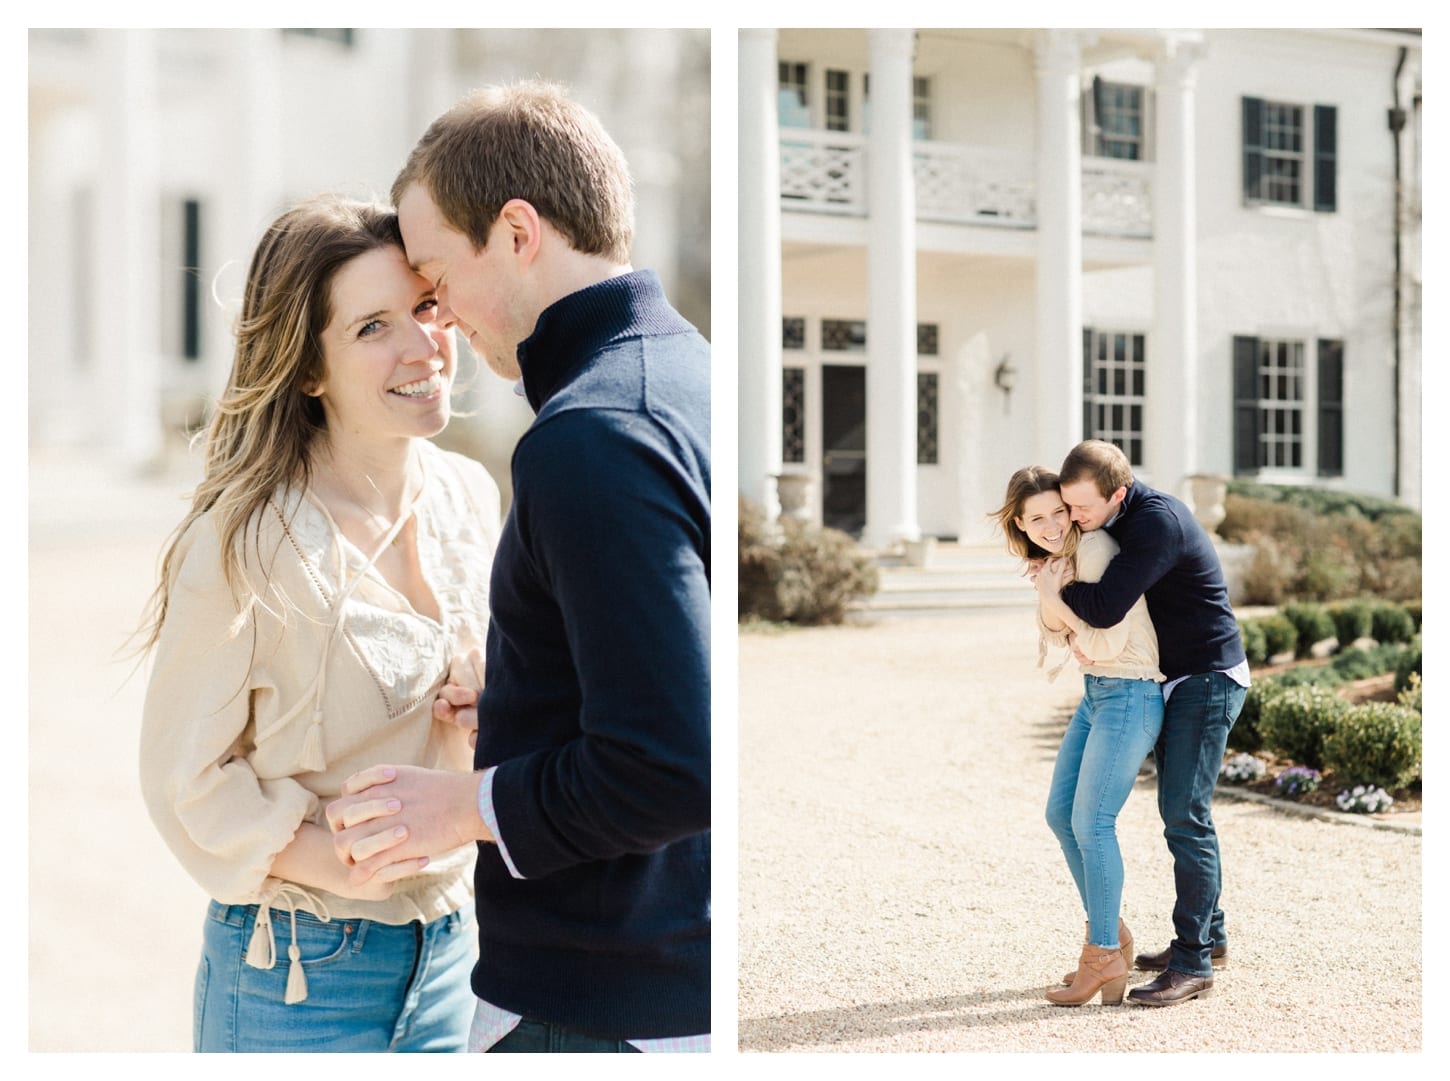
left=739, top=27, right=1421, bottom=547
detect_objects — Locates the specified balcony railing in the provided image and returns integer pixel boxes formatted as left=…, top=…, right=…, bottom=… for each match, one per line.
left=778, top=129, right=1153, bottom=238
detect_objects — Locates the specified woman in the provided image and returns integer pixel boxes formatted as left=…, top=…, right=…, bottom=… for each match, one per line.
left=138, top=196, right=500, bottom=1051
left=991, top=466, right=1164, bottom=1007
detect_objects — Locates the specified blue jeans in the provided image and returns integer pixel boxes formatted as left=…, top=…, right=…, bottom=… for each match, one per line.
left=486, top=1019, right=643, bottom=1053
left=1156, top=671, right=1246, bottom=976
left=195, top=899, right=477, bottom=1052
left=1045, top=676, right=1165, bottom=948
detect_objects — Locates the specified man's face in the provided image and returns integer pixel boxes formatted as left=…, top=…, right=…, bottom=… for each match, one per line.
left=397, top=183, right=525, bottom=382
left=1059, top=478, right=1126, bottom=532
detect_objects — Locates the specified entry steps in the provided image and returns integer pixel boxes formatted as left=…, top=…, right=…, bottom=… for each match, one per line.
left=851, top=540, right=1038, bottom=618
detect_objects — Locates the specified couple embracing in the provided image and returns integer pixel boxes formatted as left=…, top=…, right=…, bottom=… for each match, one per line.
left=139, top=82, right=710, bottom=1052
left=993, top=440, right=1249, bottom=1008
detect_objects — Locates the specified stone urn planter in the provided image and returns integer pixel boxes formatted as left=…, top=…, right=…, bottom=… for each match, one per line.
left=775, top=472, right=817, bottom=522
left=1186, top=473, right=1228, bottom=535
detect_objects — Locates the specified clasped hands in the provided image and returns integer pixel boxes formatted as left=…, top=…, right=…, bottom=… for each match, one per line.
left=324, top=649, right=493, bottom=890
left=1029, top=555, right=1075, bottom=593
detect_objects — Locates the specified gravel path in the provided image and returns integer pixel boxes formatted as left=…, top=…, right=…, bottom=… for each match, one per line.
left=738, top=612, right=1423, bottom=1054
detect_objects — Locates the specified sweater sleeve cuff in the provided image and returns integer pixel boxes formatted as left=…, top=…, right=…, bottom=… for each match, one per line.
left=477, top=766, right=524, bottom=879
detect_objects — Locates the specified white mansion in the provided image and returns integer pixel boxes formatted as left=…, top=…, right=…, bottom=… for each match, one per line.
left=739, top=28, right=1422, bottom=546
left=27, top=29, right=709, bottom=496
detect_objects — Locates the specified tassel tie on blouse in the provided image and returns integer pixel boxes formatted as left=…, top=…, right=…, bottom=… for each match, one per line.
left=245, top=882, right=332, bottom=1005
left=251, top=500, right=417, bottom=774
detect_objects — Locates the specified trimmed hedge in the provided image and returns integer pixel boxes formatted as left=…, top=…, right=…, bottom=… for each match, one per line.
left=1258, top=685, right=1349, bottom=770
left=1282, top=603, right=1336, bottom=656
left=1371, top=603, right=1416, bottom=645
left=1322, top=703, right=1422, bottom=790
left=1220, top=485, right=1420, bottom=603
left=1329, top=601, right=1373, bottom=646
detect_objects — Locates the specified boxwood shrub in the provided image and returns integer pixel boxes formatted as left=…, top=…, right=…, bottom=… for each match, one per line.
left=1258, top=684, right=1349, bottom=769
left=1322, top=702, right=1422, bottom=790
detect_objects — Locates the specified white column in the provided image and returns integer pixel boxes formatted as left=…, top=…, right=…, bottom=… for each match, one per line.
left=738, top=29, right=782, bottom=520
left=1149, top=34, right=1205, bottom=497
left=212, top=30, right=286, bottom=399
left=1032, top=30, right=1085, bottom=469
left=95, top=29, right=164, bottom=465
left=864, top=27, right=920, bottom=547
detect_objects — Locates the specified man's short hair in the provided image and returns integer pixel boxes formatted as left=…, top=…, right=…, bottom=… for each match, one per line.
left=392, top=80, right=634, bottom=264
left=1060, top=439, right=1134, bottom=498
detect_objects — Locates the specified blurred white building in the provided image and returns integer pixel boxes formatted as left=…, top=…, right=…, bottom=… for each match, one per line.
left=739, top=28, right=1421, bottom=546
left=28, top=28, right=710, bottom=498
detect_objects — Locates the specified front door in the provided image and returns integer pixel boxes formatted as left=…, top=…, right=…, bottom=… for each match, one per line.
left=821, top=364, right=866, bottom=536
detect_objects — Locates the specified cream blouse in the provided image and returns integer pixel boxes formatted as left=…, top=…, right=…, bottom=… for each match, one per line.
left=140, top=441, right=500, bottom=935
left=1038, top=527, right=1164, bottom=683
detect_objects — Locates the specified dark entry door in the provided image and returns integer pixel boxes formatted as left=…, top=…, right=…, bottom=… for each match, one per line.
left=822, top=364, right=866, bottom=536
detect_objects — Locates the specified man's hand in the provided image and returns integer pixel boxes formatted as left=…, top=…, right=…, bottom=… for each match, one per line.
left=325, top=765, right=493, bottom=885
left=1067, top=631, right=1093, bottom=666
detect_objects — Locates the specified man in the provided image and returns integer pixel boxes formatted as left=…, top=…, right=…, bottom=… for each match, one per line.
left=326, top=81, right=710, bottom=1052
left=1043, top=440, right=1247, bottom=1007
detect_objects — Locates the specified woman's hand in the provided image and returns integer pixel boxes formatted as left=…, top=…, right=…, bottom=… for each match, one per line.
left=433, top=647, right=483, bottom=748
left=1036, top=556, right=1070, bottom=594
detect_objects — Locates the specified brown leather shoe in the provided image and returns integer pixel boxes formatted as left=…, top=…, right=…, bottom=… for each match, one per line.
left=1047, top=944, right=1128, bottom=1006
left=1062, top=919, right=1132, bottom=985
left=1133, top=942, right=1227, bottom=971
left=1126, top=968, right=1214, bottom=1006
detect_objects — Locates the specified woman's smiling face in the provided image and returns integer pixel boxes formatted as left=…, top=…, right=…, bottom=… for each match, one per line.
left=312, top=244, right=457, bottom=443
left=1015, top=489, right=1072, bottom=555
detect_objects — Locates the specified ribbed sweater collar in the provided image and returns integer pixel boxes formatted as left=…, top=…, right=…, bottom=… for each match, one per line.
left=515, top=268, right=689, bottom=414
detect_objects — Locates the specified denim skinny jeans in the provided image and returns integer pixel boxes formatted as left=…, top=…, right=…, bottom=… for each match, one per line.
left=195, top=899, right=477, bottom=1052
left=1045, top=675, right=1165, bottom=948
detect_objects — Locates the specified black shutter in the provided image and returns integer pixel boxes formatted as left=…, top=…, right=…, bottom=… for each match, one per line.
left=182, top=199, right=202, bottom=361
left=1082, top=327, right=1094, bottom=438
left=1314, top=104, right=1337, bottom=212
left=1242, top=97, right=1265, bottom=204
left=1233, top=336, right=1261, bottom=474
left=1317, top=339, right=1344, bottom=476
left=1090, top=76, right=1105, bottom=156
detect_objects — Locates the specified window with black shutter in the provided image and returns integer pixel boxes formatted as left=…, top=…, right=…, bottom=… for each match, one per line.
left=1242, top=96, right=1336, bottom=212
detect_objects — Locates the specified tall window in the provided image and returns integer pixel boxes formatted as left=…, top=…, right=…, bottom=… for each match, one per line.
left=1233, top=335, right=1343, bottom=477
left=778, top=62, right=810, bottom=128
left=783, top=368, right=806, bottom=464
left=1091, top=80, right=1144, bottom=160
left=1082, top=329, right=1146, bottom=466
left=917, top=372, right=939, bottom=465
left=825, top=69, right=850, bottom=132
left=912, top=76, right=932, bottom=140
left=782, top=317, right=806, bottom=465
left=1243, top=97, right=1337, bottom=211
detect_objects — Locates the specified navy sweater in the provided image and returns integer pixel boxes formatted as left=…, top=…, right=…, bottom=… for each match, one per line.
left=1061, top=481, right=1245, bottom=683
left=472, top=270, right=711, bottom=1039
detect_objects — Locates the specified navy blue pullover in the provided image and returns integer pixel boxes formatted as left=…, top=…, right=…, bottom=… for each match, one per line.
left=1061, top=481, right=1245, bottom=683
left=472, top=270, right=710, bottom=1039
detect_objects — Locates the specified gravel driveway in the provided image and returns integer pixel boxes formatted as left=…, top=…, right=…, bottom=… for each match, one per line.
left=738, top=611, right=1423, bottom=1053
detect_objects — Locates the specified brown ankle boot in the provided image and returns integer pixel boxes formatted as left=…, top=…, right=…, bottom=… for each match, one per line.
left=1047, top=944, right=1128, bottom=1006
left=1062, top=918, right=1132, bottom=985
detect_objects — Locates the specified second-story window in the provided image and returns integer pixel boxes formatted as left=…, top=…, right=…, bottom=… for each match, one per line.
left=913, top=76, right=932, bottom=140
left=1243, top=97, right=1337, bottom=211
left=778, top=61, right=810, bottom=129
left=825, top=69, right=850, bottom=132
left=1092, top=80, right=1145, bottom=160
